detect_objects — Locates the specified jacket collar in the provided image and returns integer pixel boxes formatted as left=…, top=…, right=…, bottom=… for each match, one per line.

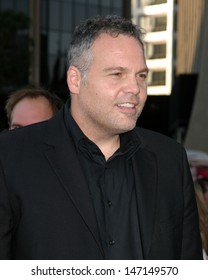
left=41, top=107, right=104, bottom=257
left=41, top=107, right=157, bottom=259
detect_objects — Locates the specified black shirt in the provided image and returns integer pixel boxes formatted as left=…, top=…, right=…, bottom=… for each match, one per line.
left=64, top=102, right=143, bottom=259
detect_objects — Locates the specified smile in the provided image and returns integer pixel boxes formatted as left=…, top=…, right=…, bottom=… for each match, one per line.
left=117, top=103, right=136, bottom=108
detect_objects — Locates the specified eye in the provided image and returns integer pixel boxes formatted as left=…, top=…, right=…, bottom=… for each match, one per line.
left=112, top=72, right=122, bottom=77
left=138, top=72, right=148, bottom=80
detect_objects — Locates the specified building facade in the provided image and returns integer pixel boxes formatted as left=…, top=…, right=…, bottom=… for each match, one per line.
left=0, top=0, right=124, bottom=94
left=0, top=0, right=125, bottom=130
left=1, top=0, right=207, bottom=147
left=131, top=0, right=176, bottom=96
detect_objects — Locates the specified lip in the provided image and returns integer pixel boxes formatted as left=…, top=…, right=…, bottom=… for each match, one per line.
left=116, top=102, right=138, bottom=114
left=117, top=102, right=138, bottom=108
left=117, top=102, right=135, bottom=108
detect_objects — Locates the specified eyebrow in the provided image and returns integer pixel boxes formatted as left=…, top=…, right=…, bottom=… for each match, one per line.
left=103, top=66, right=127, bottom=72
left=103, top=66, right=149, bottom=74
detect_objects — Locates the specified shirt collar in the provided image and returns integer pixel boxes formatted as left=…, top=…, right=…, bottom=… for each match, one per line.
left=64, top=99, right=141, bottom=159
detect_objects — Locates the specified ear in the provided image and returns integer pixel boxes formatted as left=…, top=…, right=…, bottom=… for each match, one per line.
left=67, top=66, right=81, bottom=95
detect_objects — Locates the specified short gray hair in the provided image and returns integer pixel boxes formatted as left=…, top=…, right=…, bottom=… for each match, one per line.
left=67, top=15, right=145, bottom=81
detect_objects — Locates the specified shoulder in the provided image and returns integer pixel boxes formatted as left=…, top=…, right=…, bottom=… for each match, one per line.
left=134, top=127, right=191, bottom=178
left=0, top=108, right=65, bottom=153
left=134, top=126, right=185, bottom=156
left=0, top=119, right=48, bottom=146
left=135, top=126, right=181, bottom=146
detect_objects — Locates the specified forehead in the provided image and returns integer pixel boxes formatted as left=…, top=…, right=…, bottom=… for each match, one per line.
left=92, top=33, right=143, bottom=52
left=91, top=33, right=146, bottom=67
left=12, top=96, right=51, bottom=116
left=10, top=96, right=53, bottom=126
left=15, top=96, right=49, bottom=107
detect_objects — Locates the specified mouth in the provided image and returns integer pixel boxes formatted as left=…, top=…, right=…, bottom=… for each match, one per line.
left=117, top=102, right=136, bottom=109
left=116, top=102, right=138, bottom=112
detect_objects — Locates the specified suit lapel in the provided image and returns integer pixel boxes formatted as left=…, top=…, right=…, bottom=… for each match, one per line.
left=39, top=109, right=157, bottom=259
left=41, top=111, right=104, bottom=256
left=132, top=147, right=158, bottom=259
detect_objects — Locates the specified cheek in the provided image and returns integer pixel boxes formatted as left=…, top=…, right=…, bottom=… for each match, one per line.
left=90, top=82, right=116, bottom=104
left=143, top=92, right=148, bottom=103
left=83, top=75, right=122, bottom=109
left=139, top=81, right=148, bottom=94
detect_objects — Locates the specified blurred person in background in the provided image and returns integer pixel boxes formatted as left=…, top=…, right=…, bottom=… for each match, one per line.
left=5, top=88, right=63, bottom=129
left=187, top=149, right=208, bottom=259
left=196, top=166, right=208, bottom=208
left=194, top=181, right=208, bottom=259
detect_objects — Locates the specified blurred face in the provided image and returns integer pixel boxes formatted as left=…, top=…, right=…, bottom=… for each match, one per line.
left=10, top=96, right=53, bottom=129
left=68, top=33, right=148, bottom=139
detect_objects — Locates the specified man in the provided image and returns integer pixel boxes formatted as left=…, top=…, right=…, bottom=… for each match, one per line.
left=0, top=15, right=202, bottom=259
left=5, top=88, right=63, bottom=129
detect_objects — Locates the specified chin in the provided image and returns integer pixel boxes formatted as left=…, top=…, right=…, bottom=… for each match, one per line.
left=115, top=123, right=136, bottom=134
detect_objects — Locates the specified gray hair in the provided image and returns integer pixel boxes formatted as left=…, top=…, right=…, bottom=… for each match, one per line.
left=67, top=15, right=145, bottom=81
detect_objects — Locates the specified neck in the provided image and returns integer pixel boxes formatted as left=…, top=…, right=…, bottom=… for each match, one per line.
left=82, top=126, right=120, bottom=160
left=71, top=105, right=120, bottom=160
left=81, top=125, right=120, bottom=160
left=95, top=135, right=120, bottom=161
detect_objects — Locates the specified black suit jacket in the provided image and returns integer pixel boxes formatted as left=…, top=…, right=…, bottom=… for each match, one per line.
left=0, top=106, right=202, bottom=259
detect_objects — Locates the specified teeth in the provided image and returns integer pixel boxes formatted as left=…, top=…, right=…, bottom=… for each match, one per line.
left=117, top=103, right=135, bottom=108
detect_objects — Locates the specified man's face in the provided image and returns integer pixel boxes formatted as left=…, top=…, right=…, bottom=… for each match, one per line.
left=10, top=96, right=54, bottom=129
left=69, top=33, right=148, bottom=138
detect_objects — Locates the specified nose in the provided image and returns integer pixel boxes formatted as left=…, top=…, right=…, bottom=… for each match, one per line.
left=124, top=76, right=141, bottom=95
